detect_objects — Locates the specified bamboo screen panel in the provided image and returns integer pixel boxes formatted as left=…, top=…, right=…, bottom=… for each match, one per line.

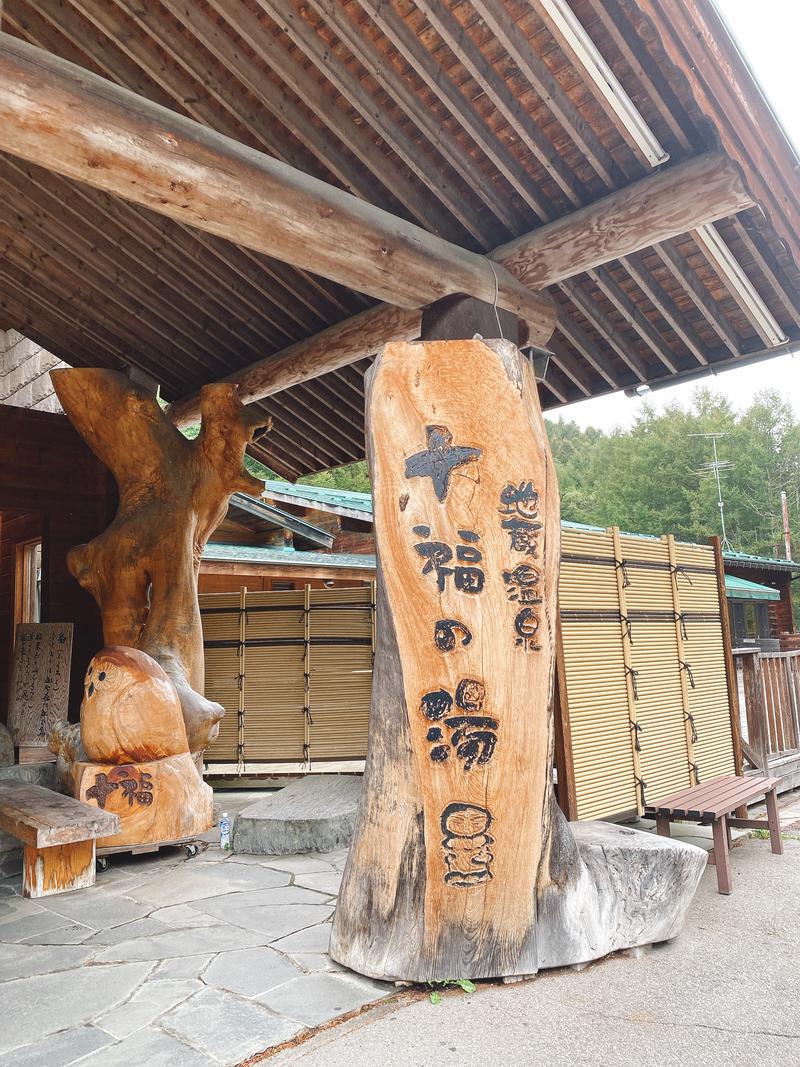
left=560, top=529, right=735, bottom=820
left=560, top=529, right=635, bottom=821
left=202, top=584, right=375, bottom=765
left=200, top=536, right=734, bottom=806
left=673, top=543, right=736, bottom=783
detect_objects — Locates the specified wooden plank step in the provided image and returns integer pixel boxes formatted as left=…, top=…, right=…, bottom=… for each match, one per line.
left=0, top=780, right=119, bottom=848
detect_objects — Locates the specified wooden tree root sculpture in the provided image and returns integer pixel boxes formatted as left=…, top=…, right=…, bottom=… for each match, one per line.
left=51, top=368, right=270, bottom=756
left=74, top=647, right=213, bottom=847
left=330, top=339, right=706, bottom=982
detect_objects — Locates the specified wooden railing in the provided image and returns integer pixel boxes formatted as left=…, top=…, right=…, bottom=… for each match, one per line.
left=734, top=648, right=800, bottom=773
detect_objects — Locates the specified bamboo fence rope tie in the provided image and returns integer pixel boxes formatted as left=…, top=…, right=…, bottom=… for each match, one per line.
left=237, top=584, right=248, bottom=774
left=612, top=526, right=644, bottom=814
left=303, top=582, right=312, bottom=766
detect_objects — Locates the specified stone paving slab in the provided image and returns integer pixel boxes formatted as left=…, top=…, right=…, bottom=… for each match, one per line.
left=0, top=790, right=393, bottom=1067
left=160, top=986, right=303, bottom=1064
left=0, top=1026, right=113, bottom=1067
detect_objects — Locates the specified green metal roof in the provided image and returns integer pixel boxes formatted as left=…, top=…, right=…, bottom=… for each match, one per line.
left=263, top=479, right=372, bottom=517
left=204, top=543, right=376, bottom=570
left=723, top=549, right=800, bottom=572
left=724, top=574, right=781, bottom=602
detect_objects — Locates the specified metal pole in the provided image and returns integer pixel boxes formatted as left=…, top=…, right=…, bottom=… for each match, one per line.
left=781, top=490, right=793, bottom=560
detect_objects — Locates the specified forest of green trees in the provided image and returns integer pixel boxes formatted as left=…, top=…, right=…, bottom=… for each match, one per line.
left=297, top=387, right=800, bottom=559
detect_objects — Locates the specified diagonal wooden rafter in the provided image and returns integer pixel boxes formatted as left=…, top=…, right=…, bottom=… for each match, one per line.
left=302, top=0, right=517, bottom=240
left=8, top=0, right=363, bottom=334
left=252, top=0, right=494, bottom=246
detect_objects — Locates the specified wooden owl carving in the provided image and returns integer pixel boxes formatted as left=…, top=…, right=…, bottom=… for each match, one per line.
left=80, top=646, right=189, bottom=764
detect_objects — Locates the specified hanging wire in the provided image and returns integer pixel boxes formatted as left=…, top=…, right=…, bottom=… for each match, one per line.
left=670, top=563, right=693, bottom=586
left=686, top=712, right=699, bottom=743
left=487, top=259, right=505, bottom=341
left=680, top=661, right=697, bottom=689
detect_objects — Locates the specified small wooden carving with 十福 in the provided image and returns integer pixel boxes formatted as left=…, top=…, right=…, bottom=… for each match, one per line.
left=51, top=368, right=271, bottom=757
left=74, top=646, right=213, bottom=847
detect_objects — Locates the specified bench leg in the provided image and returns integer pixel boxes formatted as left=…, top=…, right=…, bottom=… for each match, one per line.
left=765, top=788, right=784, bottom=856
left=711, top=816, right=732, bottom=895
left=23, top=839, right=96, bottom=898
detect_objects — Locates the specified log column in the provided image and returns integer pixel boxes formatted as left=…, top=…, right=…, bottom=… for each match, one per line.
left=330, top=336, right=560, bottom=981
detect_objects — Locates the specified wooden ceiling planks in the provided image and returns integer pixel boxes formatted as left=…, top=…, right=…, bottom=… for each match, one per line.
left=0, top=0, right=797, bottom=477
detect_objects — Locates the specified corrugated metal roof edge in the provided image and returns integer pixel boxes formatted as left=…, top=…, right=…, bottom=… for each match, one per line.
left=203, top=543, right=376, bottom=569
left=723, top=549, right=800, bottom=571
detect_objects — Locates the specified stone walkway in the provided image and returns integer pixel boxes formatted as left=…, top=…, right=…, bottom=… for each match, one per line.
left=0, top=795, right=391, bottom=1066
left=1, top=788, right=797, bottom=1066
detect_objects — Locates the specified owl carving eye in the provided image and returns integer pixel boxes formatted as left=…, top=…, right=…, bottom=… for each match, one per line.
left=88, top=682, right=95, bottom=697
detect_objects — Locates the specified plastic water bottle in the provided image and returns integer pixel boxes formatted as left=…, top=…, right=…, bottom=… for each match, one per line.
left=219, top=812, right=231, bottom=851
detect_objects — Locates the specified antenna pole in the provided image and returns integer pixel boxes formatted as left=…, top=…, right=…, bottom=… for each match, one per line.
left=690, top=431, right=734, bottom=551
left=781, top=490, right=793, bottom=560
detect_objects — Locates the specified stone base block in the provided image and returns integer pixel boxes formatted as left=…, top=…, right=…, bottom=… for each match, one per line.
left=536, top=816, right=708, bottom=970
left=234, top=775, right=362, bottom=855
left=75, top=753, right=213, bottom=848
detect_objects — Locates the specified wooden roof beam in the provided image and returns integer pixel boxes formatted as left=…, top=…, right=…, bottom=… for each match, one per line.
left=303, top=0, right=518, bottom=240
left=491, top=151, right=755, bottom=288
left=654, top=240, right=742, bottom=357
left=10, top=4, right=358, bottom=335
left=168, top=150, right=754, bottom=421
left=558, top=279, right=649, bottom=381
left=472, top=0, right=623, bottom=189
left=253, top=0, right=495, bottom=247
left=587, top=265, right=680, bottom=373
left=357, top=0, right=544, bottom=224
left=415, top=0, right=583, bottom=211
left=619, top=252, right=710, bottom=366
left=0, top=33, right=555, bottom=335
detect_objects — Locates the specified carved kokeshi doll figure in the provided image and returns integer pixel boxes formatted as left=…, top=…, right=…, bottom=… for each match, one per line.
left=75, top=647, right=213, bottom=848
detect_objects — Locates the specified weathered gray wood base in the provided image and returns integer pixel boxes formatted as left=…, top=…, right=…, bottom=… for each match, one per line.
left=233, top=775, right=362, bottom=856
left=330, top=799, right=707, bottom=980
left=536, top=804, right=707, bottom=970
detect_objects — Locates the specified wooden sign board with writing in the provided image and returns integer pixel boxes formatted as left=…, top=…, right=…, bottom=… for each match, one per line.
left=331, top=339, right=559, bottom=981
left=331, top=338, right=708, bottom=982
left=8, top=623, right=73, bottom=748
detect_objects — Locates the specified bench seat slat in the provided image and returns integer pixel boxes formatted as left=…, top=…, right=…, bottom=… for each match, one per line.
left=647, top=775, right=783, bottom=820
left=699, top=777, right=783, bottom=819
left=0, top=780, right=119, bottom=848
left=651, top=776, right=739, bottom=815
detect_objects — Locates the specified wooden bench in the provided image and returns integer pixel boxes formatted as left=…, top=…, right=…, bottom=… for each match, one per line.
left=0, top=780, right=119, bottom=897
left=646, top=775, right=783, bottom=895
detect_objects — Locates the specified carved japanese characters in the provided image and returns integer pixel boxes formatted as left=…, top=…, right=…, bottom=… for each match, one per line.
left=331, top=338, right=706, bottom=984
left=331, top=338, right=560, bottom=981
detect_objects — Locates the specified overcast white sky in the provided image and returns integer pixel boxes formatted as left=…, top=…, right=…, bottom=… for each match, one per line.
left=545, top=0, right=800, bottom=432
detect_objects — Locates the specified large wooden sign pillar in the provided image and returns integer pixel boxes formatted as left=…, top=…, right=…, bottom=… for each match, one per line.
left=332, top=338, right=558, bottom=980
left=331, top=338, right=707, bottom=982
